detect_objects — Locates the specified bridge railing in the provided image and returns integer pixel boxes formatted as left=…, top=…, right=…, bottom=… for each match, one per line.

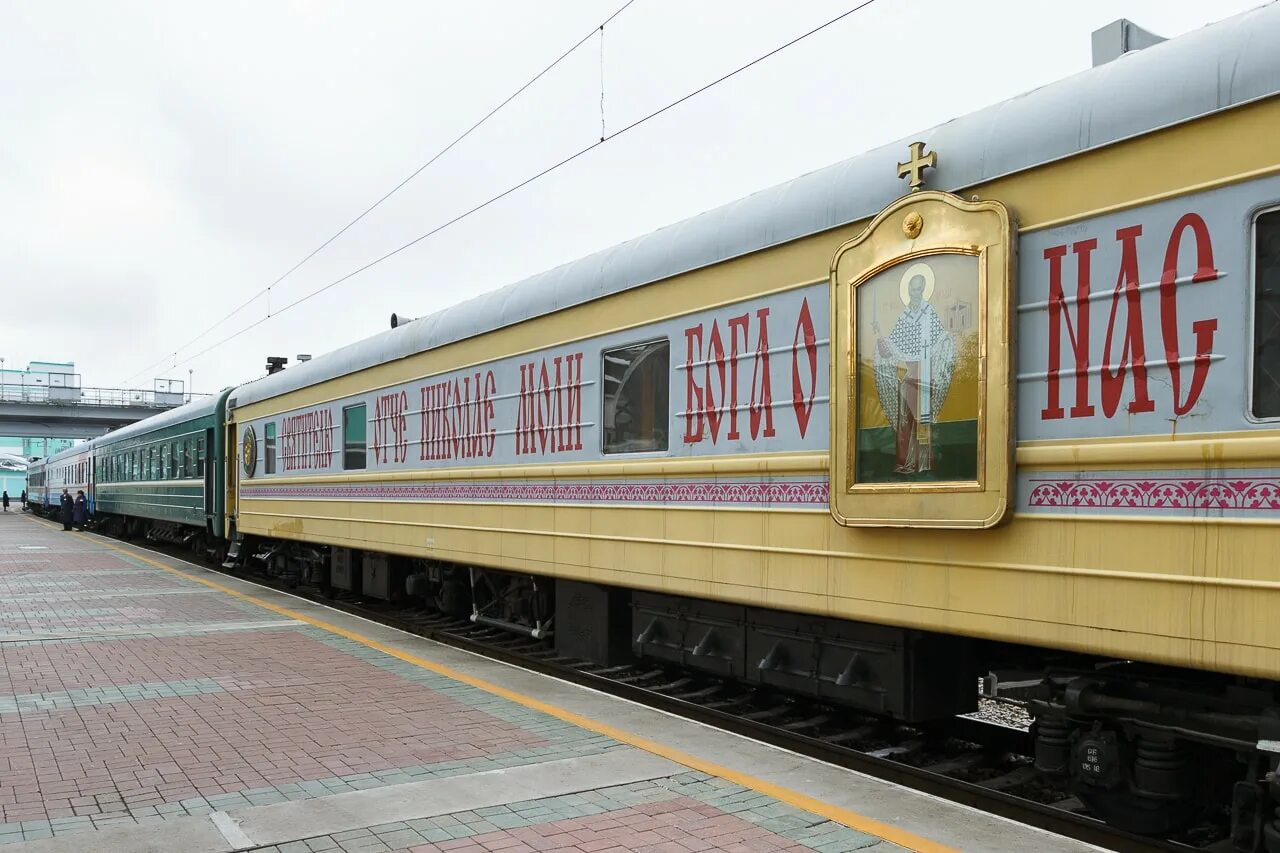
left=0, top=379, right=208, bottom=409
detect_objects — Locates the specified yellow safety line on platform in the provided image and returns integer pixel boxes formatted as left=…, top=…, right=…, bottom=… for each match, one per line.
left=26, top=518, right=957, bottom=853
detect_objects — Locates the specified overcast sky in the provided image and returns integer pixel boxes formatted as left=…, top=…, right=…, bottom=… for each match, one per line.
left=2, top=0, right=1265, bottom=395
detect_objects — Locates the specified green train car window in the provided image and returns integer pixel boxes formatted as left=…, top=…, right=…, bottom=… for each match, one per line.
left=1254, top=208, right=1280, bottom=418
left=343, top=405, right=367, bottom=470
left=197, top=438, right=206, bottom=477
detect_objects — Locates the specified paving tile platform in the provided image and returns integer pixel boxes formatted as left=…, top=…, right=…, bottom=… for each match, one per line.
left=0, top=513, right=1098, bottom=852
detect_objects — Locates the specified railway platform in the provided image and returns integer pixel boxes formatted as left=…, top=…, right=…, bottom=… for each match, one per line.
left=0, top=512, right=1096, bottom=853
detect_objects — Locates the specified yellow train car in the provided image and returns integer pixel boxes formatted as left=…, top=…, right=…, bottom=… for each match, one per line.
left=224, top=7, right=1280, bottom=841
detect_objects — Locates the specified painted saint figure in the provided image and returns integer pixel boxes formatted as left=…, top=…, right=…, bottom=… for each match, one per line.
left=872, top=262, right=956, bottom=474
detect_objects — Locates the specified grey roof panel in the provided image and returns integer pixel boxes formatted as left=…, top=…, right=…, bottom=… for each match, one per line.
left=38, top=390, right=231, bottom=467
left=232, top=3, right=1280, bottom=410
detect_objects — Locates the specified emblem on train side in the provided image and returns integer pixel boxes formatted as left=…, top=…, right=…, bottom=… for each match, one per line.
left=827, top=149, right=1015, bottom=529
left=241, top=426, right=257, bottom=478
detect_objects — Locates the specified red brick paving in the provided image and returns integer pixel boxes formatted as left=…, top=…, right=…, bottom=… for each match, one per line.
left=0, top=516, right=556, bottom=827
left=0, top=630, right=548, bottom=823
left=406, top=799, right=810, bottom=852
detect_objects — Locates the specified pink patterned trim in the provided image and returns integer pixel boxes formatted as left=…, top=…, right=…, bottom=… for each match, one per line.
left=240, top=480, right=831, bottom=506
left=1027, top=477, right=1280, bottom=511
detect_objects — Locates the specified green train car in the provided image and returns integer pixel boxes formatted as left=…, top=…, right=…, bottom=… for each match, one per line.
left=89, top=389, right=231, bottom=551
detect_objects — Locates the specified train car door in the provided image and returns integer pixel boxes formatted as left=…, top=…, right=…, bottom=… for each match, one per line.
left=224, top=421, right=237, bottom=538
left=203, top=427, right=215, bottom=532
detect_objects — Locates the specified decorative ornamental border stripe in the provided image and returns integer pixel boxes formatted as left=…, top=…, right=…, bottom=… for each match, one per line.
left=1027, top=476, right=1280, bottom=511
left=240, top=480, right=831, bottom=506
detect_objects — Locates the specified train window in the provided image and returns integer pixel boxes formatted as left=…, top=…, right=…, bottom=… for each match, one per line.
left=602, top=340, right=670, bottom=454
left=264, top=422, right=277, bottom=474
left=343, top=404, right=367, bottom=470
left=1254, top=209, right=1280, bottom=418
left=196, top=438, right=206, bottom=477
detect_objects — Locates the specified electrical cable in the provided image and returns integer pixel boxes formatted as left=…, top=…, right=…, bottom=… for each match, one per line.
left=120, top=0, right=638, bottom=386
left=162, top=0, right=884, bottom=376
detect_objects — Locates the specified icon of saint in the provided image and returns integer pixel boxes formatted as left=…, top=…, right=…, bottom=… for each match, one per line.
left=872, top=262, right=956, bottom=474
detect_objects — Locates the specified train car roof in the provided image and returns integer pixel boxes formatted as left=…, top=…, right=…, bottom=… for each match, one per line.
left=231, top=2, right=1280, bottom=411
left=96, top=388, right=231, bottom=447
left=38, top=389, right=231, bottom=467
left=38, top=440, right=93, bottom=467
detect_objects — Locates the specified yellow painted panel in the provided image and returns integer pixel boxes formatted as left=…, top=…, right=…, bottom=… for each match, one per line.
left=711, top=513, right=765, bottom=590
left=234, top=495, right=1280, bottom=676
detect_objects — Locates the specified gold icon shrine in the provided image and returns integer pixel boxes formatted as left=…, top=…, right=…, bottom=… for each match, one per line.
left=828, top=145, right=1015, bottom=528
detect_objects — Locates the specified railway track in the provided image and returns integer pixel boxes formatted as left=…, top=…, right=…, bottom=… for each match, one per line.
left=121, top=533, right=1230, bottom=853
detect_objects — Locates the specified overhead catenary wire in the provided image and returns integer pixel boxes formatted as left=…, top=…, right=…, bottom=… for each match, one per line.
left=119, top=0, right=638, bottom=387
left=166, top=0, right=885, bottom=376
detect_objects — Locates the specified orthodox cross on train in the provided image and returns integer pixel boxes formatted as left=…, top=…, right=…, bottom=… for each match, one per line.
left=897, top=141, right=937, bottom=191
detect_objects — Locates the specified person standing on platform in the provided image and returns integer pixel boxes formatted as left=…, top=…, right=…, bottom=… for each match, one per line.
left=20, top=489, right=26, bottom=511
left=73, top=490, right=88, bottom=531
left=59, top=488, right=73, bottom=530
left=2, top=491, right=8, bottom=512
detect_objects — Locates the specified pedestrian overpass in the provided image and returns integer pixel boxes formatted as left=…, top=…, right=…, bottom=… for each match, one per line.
left=1, top=378, right=203, bottom=448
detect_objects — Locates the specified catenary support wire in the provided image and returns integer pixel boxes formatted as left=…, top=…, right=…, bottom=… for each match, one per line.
left=164, top=0, right=884, bottom=375
left=120, top=0, right=639, bottom=387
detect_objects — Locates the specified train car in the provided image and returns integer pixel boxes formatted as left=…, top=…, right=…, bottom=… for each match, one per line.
left=91, top=390, right=231, bottom=552
left=30, top=441, right=94, bottom=517
left=227, top=6, right=1280, bottom=843
left=25, top=457, right=46, bottom=511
